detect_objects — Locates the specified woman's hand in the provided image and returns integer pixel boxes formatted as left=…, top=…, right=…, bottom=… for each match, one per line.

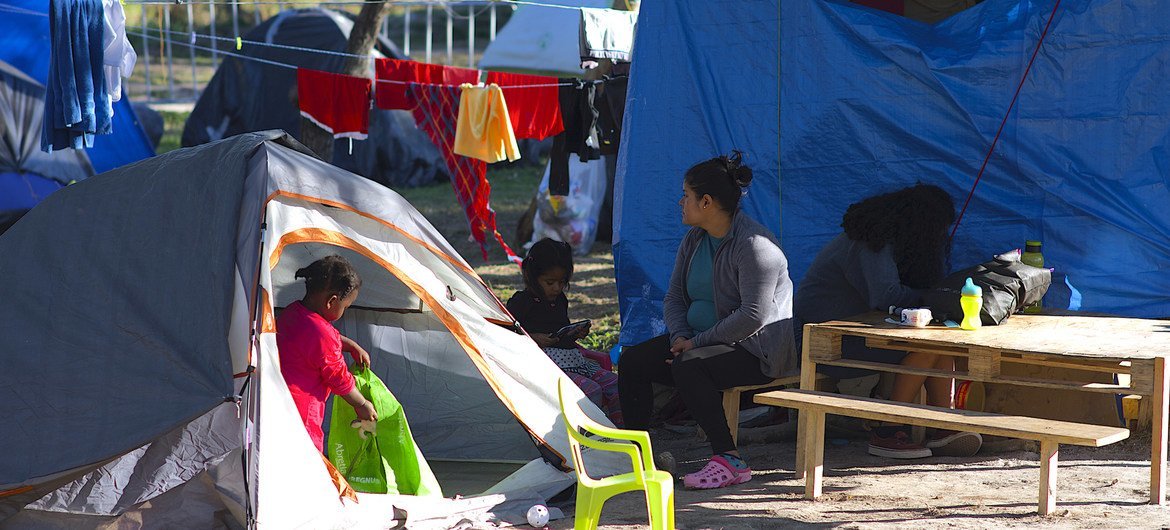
left=666, top=337, right=694, bottom=364
left=531, top=333, right=559, bottom=348
left=340, top=335, right=371, bottom=370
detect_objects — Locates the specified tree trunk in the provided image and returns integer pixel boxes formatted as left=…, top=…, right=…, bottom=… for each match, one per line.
left=301, top=0, right=395, bottom=161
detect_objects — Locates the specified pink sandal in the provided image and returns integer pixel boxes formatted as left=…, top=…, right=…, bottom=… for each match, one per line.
left=682, top=455, right=752, bottom=489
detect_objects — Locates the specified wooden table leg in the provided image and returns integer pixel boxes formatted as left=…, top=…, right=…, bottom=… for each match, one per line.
left=1038, top=440, right=1058, bottom=515
left=805, top=410, right=826, bottom=499
left=795, top=325, right=816, bottom=480
left=1151, top=357, right=1168, bottom=505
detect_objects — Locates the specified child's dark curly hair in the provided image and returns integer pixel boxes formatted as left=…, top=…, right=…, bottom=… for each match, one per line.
left=521, top=238, right=574, bottom=299
left=295, top=254, right=362, bottom=299
left=841, top=184, right=955, bottom=289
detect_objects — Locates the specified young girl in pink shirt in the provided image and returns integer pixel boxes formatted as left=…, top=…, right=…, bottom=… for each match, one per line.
left=277, top=255, right=377, bottom=452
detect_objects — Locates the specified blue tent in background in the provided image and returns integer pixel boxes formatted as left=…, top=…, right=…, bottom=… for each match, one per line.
left=614, top=0, right=1170, bottom=348
left=0, top=0, right=154, bottom=175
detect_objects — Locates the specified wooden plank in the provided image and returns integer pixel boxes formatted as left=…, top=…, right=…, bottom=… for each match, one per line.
left=815, top=358, right=1134, bottom=394
left=865, top=337, right=972, bottom=357
left=967, top=347, right=1002, bottom=379
left=807, top=332, right=843, bottom=362
left=756, top=389, right=1130, bottom=447
left=809, top=313, right=1170, bottom=361
left=1038, top=440, right=1059, bottom=516
left=795, top=325, right=815, bottom=481
left=805, top=410, right=826, bottom=500
left=982, top=363, right=1123, bottom=426
left=1151, top=357, right=1168, bottom=505
left=723, top=389, right=741, bottom=446
left=1002, top=354, right=1130, bottom=375
left=1131, top=359, right=1157, bottom=396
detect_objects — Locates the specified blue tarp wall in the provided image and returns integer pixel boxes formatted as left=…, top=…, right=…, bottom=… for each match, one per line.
left=0, top=0, right=154, bottom=173
left=614, top=0, right=1170, bottom=348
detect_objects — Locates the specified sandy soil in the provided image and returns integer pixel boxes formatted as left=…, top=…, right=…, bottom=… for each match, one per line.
left=544, top=419, right=1170, bottom=530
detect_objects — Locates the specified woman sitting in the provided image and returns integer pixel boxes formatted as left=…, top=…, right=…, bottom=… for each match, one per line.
left=617, top=151, right=797, bottom=490
left=794, top=183, right=981, bottom=459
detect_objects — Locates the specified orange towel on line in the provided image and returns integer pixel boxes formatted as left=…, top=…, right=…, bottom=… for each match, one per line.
left=453, top=83, right=520, bottom=164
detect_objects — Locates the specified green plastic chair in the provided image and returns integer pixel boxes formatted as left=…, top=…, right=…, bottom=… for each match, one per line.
left=557, top=379, right=675, bottom=530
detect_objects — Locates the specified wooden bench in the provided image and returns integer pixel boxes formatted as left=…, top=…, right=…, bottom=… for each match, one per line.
left=755, top=388, right=1131, bottom=515
left=721, top=374, right=829, bottom=445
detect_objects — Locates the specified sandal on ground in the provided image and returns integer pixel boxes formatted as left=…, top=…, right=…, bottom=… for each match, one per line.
left=682, top=455, right=751, bottom=490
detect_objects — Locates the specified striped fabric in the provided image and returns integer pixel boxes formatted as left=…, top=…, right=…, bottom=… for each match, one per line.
left=406, top=82, right=519, bottom=263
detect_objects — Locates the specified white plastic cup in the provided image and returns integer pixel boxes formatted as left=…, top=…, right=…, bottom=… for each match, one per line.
left=900, top=308, right=932, bottom=328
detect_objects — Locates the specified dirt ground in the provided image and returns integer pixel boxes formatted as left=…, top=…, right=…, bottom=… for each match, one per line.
left=544, top=419, right=1170, bottom=530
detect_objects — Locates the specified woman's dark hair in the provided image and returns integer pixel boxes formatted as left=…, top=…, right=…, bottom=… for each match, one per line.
left=521, top=238, right=574, bottom=298
left=295, top=255, right=362, bottom=299
left=684, top=150, right=753, bottom=213
left=841, top=184, right=956, bottom=288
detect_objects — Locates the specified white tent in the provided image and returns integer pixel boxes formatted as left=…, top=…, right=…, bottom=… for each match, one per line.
left=0, top=131, right=625, bottom=528
left=478, top=0, right=611, bottom=76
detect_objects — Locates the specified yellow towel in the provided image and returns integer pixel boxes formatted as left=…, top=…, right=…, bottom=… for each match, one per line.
left=454, top=83, right=521, bottom=163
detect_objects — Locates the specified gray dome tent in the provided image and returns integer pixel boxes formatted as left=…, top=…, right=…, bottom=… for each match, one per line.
left=0, top=131, right=627, bottom=528
left=182, top=8, right=449, bottom=189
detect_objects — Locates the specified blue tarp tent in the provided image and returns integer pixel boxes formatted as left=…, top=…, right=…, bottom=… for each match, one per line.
left=0, top=0, right=154, bottom=174
left=614, top=0, right=1170, bottom=348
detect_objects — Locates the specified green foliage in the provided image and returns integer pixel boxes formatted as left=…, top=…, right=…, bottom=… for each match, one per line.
left=579, top=314, right=621, bottom=353
left=156, top=111, right=188, bottom=154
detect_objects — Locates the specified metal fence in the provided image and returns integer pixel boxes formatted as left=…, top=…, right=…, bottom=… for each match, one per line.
left=126, top=1, right=511, bottom=104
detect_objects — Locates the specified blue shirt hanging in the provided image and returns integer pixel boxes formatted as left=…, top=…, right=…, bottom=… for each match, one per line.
left=42, top=0, right=112, bottom=152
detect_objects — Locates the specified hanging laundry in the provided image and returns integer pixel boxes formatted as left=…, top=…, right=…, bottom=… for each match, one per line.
left=374, top=58, right=479, bottom=111
left=43, top=0, right=112, bottom=152
left=484, top=71, right=564, bottom=140
left=406, top=83, right=520, bottom=263
left=595, top=76, right=627, bottom=155
left=102, top=0, right=136, bottom=103
left=548, top=76, right=629, bottom=196
left=549, top=79, right=599, bottom=196
left=579, top=8, right=639, bottom=63
left=296, top=68, right=373, bottom=140
left=454, top=83, right=520, bottom=164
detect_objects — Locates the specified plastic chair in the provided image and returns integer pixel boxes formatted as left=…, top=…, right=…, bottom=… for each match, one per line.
left=557, top=379, right=675, bottom=530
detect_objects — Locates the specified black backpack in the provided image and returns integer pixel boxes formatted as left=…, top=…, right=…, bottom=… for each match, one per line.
left=922, top=250, right=1052, bottom=325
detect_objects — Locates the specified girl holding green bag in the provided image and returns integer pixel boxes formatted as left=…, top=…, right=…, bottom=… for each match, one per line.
left=277, top=255, right=377, bottom=452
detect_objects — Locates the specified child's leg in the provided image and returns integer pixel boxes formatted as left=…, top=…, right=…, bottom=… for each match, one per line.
left=568, top=371, right=605, bottom=409
left=591, top=369, right=623, bottom=427
left=924, top=355, right=956, bottom=408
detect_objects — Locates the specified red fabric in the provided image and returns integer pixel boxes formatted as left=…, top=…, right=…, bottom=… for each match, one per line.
left=578, top=345, right=612, bottom=371
left=406, top=82, right=520, bottom=263
left=276, top=301, right=356, bottom=452
left=296, top=68, right=372, bottom=140
left=375, top=58, right=480, bottom=110
left=484, top=71, right=564, bottom=140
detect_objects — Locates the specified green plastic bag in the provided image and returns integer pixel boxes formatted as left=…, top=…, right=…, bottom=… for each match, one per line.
left=327, top=368, right=443, bottom=497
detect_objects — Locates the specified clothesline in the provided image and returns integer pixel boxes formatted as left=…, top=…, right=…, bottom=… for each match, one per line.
left=131, top=25, right=377, bottom=62
left=120, top=0, right=584, bottom=10
left=128, top=27, right=614, bottom=89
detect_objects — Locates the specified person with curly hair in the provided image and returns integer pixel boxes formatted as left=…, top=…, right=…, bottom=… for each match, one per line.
left=794, top=184, right=982, bottom=459
left=618, top=151, right=798, bottom=490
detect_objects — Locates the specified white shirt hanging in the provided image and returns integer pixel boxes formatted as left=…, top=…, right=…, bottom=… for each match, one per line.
left=103, top=0, right=137, bottom=102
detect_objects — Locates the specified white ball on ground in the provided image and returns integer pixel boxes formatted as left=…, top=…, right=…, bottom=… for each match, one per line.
left=526, top=504, right=549, bottom=527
